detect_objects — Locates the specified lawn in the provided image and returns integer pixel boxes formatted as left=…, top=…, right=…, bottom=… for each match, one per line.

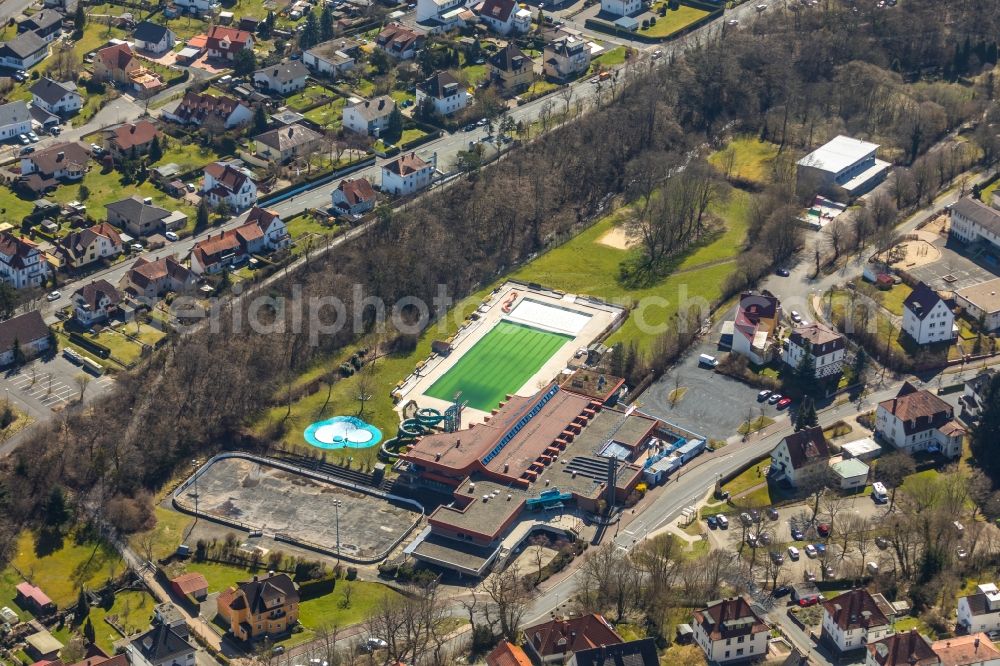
left=0, top=530, right=123, bottom=613
left=981, top=178, right=1000, bottom=205
left=156, top=141, right=227, bottom=172
left=737, top=416, right=775, bottom=435
left=297, top=580, right=401, bottom=632
left=130, top=506, right=193, bottom=562
left=879, top=283, right=913, bottom=317
left=351, top=78, right=377, bottom=98
left=285, top=84, right=338, bottom=112
left=708, top=136, right=781, bottom=184
left=425, top=321, right=571, bottom=411
left=71, top=23, right=128, bottom=60
left=639, top=4, right=711, bottom=38
left=461, top=64, right=489, bottom=86
left=302, top=97, right=347, bottom=130
left=87, top=590, right=156, bottom=654
left=286, top=213, right=341, bottom=240
left=184, top=561, right=259, bottom=594
left=162, top=14, right=213, bottom=41
left=389, top=89, right=415, bottom=106
left=592, top=46, right=627, bottom=70
left=59, top=323, right=146, bottom=366
left=723, top=462, right=770, bottom=496
left=399, top=127, right=428, bottom=147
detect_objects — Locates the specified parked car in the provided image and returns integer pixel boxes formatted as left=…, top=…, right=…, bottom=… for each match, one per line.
left=875, top=536, right=889, bottom=550
left=131, top=243, right=144, bottom=252
left=768, top=393, right=782, bottom=404
left=791, top=528, right=805, bottom=541
left=757, top=389, right=772, bottom=401
left=746, top=534, right=758, bottom=547
left=770, top=551, right=784, bottom=565
left=46, top=291, right=61, bottom=301
left=18, top=134, right=29, bottom=145
left=165, top=231, right=179, bottom=241
left=750, top=509, right=762, bottom=523
left=363, top=638, right=388, bottom=653
left=867, top=561, right=879, bottom=574
left=815, top=543, right=826, bottom=556
left=706, top=515, right=719, bottom=529
left=463, top=123, right=476, bottom=132
left=772, top=585, right=791, bottom=598
left=717, top=515, right=729, bottom=529
left=186, top=182, right=196, bottom=192
left=776, top=267, right=790, bottom=277
left=777, top=397, right=792, bottom=409
left=26, top=131, right=38, bottom=142
left=804, top=544, right=817, bottom=558
left=817, top=523, right=831, bottom=537
left=19, top=146, right=33, bottom=155
left=766, top=507, right=779, bottom=520
left=787, top=546, right=800, bottom=560
left=790, top=310, right=802, bottom=323
left=804, top=570, right=816, bottom=582
left=759, top=532, right=771, bottom=545
left=271, top=647, right=285, bottom=655
left=739, top=512, right=753, bottom=526
left=797, top=596, right=819, bottom=607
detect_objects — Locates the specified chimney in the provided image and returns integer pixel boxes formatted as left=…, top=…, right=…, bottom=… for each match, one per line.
left=57, top=151, right=64, bottom=161
left=130, top=124, right=136, bottom=134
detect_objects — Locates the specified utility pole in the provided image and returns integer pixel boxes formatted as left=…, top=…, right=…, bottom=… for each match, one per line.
left=333, top=499, right=342, bottom=563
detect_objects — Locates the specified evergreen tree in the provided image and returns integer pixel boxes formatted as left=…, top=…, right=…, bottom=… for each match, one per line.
left=10, top=337, right=24, bottom=367
left=233, top=48, right=256, bottom=77
left=73, top=3, right=86, bottom=36
left=83, top=617, right=95, bottom=644
left=0, top=281, right=16, bottom=319
left=972, top=373, right=1000, bottom=479
left=148, top=135, right=163, bottom=163
left=386, top=107, right=403, bottom=143
left=75, top=588, right=89, bottom=624
left=794, top=397, right=818, bottom=431
left=301, top=11, right=319, bottom=50
left=852, top=346, right=868, bottom=384
left=259, top=11, right=275, bottom=39
left=795, top=340, right=816, bottom=392
left=253, top=105, right=269, bottom=134
left=320, top=4, right=334, bottom=42
left=45, top=485, right=69, bottom=526
left=196, top=199, right=210, bottom=232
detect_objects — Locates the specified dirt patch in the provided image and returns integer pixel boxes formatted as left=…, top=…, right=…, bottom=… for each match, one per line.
left=883, top=237, right=942, bottom=270
left=597, top=225, right=640, bottom=250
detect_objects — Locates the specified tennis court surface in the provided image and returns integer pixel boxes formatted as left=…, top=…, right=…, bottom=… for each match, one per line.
left=425, top=321, right=571, bottom=411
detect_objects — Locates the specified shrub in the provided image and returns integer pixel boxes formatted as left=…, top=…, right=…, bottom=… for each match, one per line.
left=641, top=19, right=650, bottom=29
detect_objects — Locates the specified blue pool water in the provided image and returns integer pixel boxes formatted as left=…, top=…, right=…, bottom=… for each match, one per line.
left=304, top=416, right=382, bottom=450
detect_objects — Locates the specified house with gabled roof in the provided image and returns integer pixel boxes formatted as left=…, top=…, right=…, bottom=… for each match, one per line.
left=202, top=161, right=257, bottom=210
left=0, top=30, right=49, bottom=69
left=252, top=60, right=308, bottom=95
left=133, top=21, right=176, bottom=54
left=957, top=583, right=1000, bottom=635
left=119, top=255, right=195, bottom=305
left=932, top=633, right=1000, bottom=666
left=489, top=43, right=534, bottom=95
left=486, top=640, right=531, bottom=666
left=342, top=95, right=396, bottom=137
left=821, top=589, right=893, bottom=654
left=0, top=233, right=51, bottom=289
left=19, top=141, right=89, bottom=194
left=875, top=382, right=965, bottom=459
left=206, top=25, right=253, bottom=60
left=381, top=152, right=433, bottom=196
left=782, top=322, right=846, bottom=378
left=216, top=573, right=299, bottom=641
left=190, top=207, right=287, bottom=274
left=522, top=614, right=623, bottom=664
left=17, top=9, right=64, bottom=42
left=769, top=426, right=831, bottom=488
left=254, top=123, right=322, bottom=163
left=303, top=37, right=362, bottom=76
left=29, top=77, right=81, bottom=115
left=56, top=222, right=123, bottom=269
left=332, top=177, right=377, bottom=216
left=72, top=279, right=121, bottom=326
left=416, top=71, right=468, bottom=116
left=568, top=638, right=659, bottom=666
left=902, top=281, right=955, bottom=345
left=94, top=43, right=140, bottom=85
left=478, top=0, right=531, bottom=34
left=106, top=196, right=173, bottom=237
left=0, top=100, right=32, bottom=142
left=692, top=597, right=770, bottom=664
left=162, top=92, right=252, bottom=129
left=730, top=291, right=781, bottom=365
left=105, top=120, right=160, bottom=159
left=867, top=630, right=939, bottom=666
left=375, top=23, right=424, bottom=60
left=126, top=623, right=195, bottom=666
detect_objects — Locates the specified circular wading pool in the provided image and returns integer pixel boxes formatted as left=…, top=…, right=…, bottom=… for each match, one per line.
left=304, top=416, right=382, bottom=450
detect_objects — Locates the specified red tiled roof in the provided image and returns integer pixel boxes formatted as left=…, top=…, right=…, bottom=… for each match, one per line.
left=821, top=589, right=890, bottom=632
left=16, top=581, right=52, bottom=607
left=385, top=152, right=430, bottom=176
left=486, top=641, right=531, bottom=666
left=932, top=633, right=1000, bottom=666
left=171, top=92, right=245, bottom=125
left=110, top=121, right=160, bottom=151
left=524, top=614, right=623, bottom=657
left=170, top=572, right=208, bottom=596
left=204, top=162, right=250, bottom=193
left=879, top=382, right=954, bottom=431
left=97, top=43, right=135, bottom=73
left=868, top=630, right=938, bottom=666
left=337, top=178, right=376, bottom=206
left=207, top=25, right=252, bottom=56
left=693, top=597, right=769, bottom=642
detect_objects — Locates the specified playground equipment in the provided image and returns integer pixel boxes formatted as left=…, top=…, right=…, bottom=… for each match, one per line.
left=380, top=396, right=466, bottom=460
left=304, top=416, right=382, bottom=450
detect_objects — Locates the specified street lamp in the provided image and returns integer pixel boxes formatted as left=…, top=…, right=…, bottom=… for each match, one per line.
left=332, top=499, right=342, bottom=563
left=191, top=459, right=200, bottom=516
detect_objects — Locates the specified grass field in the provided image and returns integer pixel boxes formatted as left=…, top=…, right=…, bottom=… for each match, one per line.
left=425, top=321, right=570, bottom=411
left=879, top=283, right=913, bottom=316
left=708, top=136, right=781, bottom=184
left=639, top=5, right=711, bottom=38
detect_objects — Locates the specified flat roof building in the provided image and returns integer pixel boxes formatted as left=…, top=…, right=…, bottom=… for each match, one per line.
left=797, top=135, right=891, bottom=198
left=955, top=277, right=1000, bottom=332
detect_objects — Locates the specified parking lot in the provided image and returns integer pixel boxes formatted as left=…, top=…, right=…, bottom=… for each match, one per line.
left=0, top=355, right=114, bottom=418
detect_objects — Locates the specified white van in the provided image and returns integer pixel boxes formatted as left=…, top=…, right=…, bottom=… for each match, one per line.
left=787, top=546, right=800, bottom=560
left=699, top=353, right=719, bottom=368
left=871, top=482, right=888, bottom=503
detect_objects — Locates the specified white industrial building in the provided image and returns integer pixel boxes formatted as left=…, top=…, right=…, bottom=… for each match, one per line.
left=796, top=135, right=891, bottom=198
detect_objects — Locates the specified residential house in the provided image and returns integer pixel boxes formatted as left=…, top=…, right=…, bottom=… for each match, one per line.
left=600, top=0, right=641, bottom=17
left=29, top=77, right=82, bottom=115
left=105, top=120, right=160, bottom=159
left=478, top=0, right=531, bottom=35
left=543, top=35, right=590, bottom=81
left=381, top=152, right=433, bottom=196
left=126, top=624, right=195, bottom=666
left=821, top=589, right=893, bottom=653
left=957, top=584, right=1000, bottom=635
left=94, top=43, right=140, bottom=85
left=486, top=641, right=531, bottom=666
left=730, top=291, right=781, bottom=365
left=567, top=638, right=659, bottom=666
left=190, top=208, right=288, bottom=274
left=43, top=0, right=77, bottom=13
left=252, top=60, right=308, bottom=95
left=332, top=178, right=377, bottom=216
left=56, top=222, right=123, bottom=269
left=14, top=581, right=55, bottom=615
left=960, top=369, right=995, bottom=421
left=796, top=135, right=891, bottom=198
left=133, top=21, right=176, bottom=54
left=161, top=92, right=252, bottom=129
left=303, top=37, right=362, bottom=76
left=416, top=71, right=468, bottom=116
left=17, top=9, right=63, bottom=43
left=0, top=101, right=31, bottom=141
left=190, top=231, right=242, bottom=275
left=955, top=277, right=1000, bottom=333
left=375, top=23, right=424, bottom=60
left=522, top=614, right=623, bottom=664
left=0, top=31, right=49, bottom=69
left=769, top=426, right=831, bottom=488
left=173, top=0, right=220, bottom=15
left=119, top=255, right=195, bottom=304
left=875, top=382, right=965, bottom=459
left=20, top=141, right=89, bottom=194
left=782, top=322, right=847, bottom=378
left=72, top=279, right=121, bottom=326
left=950, top=196, right=1000, bottom=254
left=169, top=573, right=208, bottom=601
left=692, top=597, right=770, bottom=664
left=202, top=161, right=257, bottom=210
left=867, top=630, right=940, bottom=666
left=216, top=574, right=300, bottom=641
left=489, top=43, right=534, bottom=95
left=932, top=634, right=1000, bottom=666
left=415, top=0, right=471, bottom=32
left=342, top=95, right=396, bottom=137
left=106, top=196, right=173, bottom=237
left=0, top=234, right=51, bottom=289
left=254, top=123, right=322, bottom=163
left=902, top=282, right=955, bottom=345
left=206, top=26, right=253, bottom=60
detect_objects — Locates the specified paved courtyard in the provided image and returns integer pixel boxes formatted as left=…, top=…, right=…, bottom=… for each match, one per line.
left=184, top=456, right=419, bottom=560
left=907, top=239, right=998, bottom=292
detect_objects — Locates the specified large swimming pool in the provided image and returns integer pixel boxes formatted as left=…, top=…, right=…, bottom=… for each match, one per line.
left=304, top=416, right=382, bottom=450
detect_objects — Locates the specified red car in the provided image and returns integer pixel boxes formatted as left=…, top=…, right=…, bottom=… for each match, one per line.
left=797, top=597, right=819, bottom=607
left=818, top=523, right=831, bottom=537
left=776, top=397, right=792, bottom=409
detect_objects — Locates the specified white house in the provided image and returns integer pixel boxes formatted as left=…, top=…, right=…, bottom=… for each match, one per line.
left=342, top=96, right=396, bottom=137
left=29, top=78, right=82, bottom=115
left=237, top=207, right=290, bottom=255
left=0, top=31, right=49, bottom=69
left=783, top=322, right=846, bottom=378
left=601, top=0, right=642, bottom=17
left=902, top=282, right=955, bottom=345
left=769, top=426, right=831, bottom=488
left=72, top=280, right=121, bottom=326
left=821, top=589, right=893, bottom=654
left=796, top=135, right=891, bottom=198
left=127, top=624, right=195, bottom=666
left=304, top=38, right=362, bottom=76
left=252, top=60, right=309, bottom=95
left=133, top=21, right=176, bottom=54
left=0, top=311, right=50, bottom=366
left=955, top=277, right=1000, bottom=333
left=381, top=152, right=433, bottom=197
left=867, top=631, right=939, bottom=666
left=477, top=0, right=531, bottom=34
left=332, top=178, right=377, bottom=216
left=416, top=0, right=471, bottom=31
left=416, top=71, right=468, bottom=117
left=202, top=161, right=257, bottom=210
left=730, top=291, right=781, bottom=365
left=0, top=101, right=31, bottom=141
left=950, top=196, right=1000, bottom=253
left=172, top=0, right=219, bottom=14
left=875, top=382, right=965, bottom=459
left=162, top=92, right=252, bottom=129
left=0, top=234, right=50, bottom=289
left=960, top=369, right=995, bottom=421
left=958, top=584, right=1000, bottom=635
left=543, top=35, right=590, bottom=81
left=692, top=597, right=769, bottom=664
